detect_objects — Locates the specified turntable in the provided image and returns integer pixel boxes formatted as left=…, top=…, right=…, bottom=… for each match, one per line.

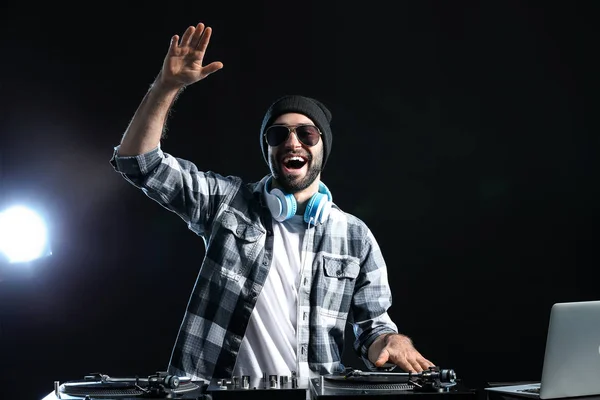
left=309, top=367, right=479, bottom=400
left=40, top=371, right=209, bottom=399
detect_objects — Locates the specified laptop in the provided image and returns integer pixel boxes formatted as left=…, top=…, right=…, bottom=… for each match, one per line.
left=485, top=300, right=600, bottom=399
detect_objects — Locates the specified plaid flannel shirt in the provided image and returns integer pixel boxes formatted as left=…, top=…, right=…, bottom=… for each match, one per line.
left=110, top=145, right=398, bottom=382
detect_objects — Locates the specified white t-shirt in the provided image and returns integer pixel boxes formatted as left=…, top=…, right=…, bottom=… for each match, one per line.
left=232, top=214, right=306, bottom=380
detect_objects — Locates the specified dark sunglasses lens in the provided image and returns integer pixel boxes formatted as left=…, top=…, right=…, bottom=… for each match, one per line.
left=296, top=126, right=320, bottom=146
left=266, top=126, right=290, bottom=146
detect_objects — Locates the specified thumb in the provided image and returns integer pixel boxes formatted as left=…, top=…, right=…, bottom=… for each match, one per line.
left=202, top=61, right=224, bottom=77
left=375, top=348, right=390, bottom=367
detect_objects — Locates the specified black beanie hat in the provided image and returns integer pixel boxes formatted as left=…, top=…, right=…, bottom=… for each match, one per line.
left=260, top=95, right=333, bottom=168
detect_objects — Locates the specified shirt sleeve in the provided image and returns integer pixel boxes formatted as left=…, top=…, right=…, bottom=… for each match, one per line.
left=351, top=228, right=399, bottom=371
left=109, top=144, right=241, bottom=236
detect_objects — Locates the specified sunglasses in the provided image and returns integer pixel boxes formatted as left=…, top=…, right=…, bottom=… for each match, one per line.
left=264, top=124, right=322, bottom=147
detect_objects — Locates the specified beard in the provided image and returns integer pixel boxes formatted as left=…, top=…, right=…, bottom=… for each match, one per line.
left=269, top=150, right=323, bottom=193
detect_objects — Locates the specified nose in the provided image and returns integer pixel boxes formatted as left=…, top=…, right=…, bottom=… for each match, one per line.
left=283, top=129, right=302, bottom=148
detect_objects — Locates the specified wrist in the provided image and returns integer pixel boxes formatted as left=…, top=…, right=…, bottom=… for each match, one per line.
left=372, top=333, right=410, bottom=351
left=368, top=333, right=394, bottom=363
left=153, top=72, right=186, bottom=94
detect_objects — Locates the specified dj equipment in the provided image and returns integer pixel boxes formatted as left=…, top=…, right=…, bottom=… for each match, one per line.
left=40, top=366, right=476, bottom=400
left=309, top=367, right=479, bottom=400
left=264, top=177, right=333, bottom=224
left=40, top=371, right=208, bottom=400
left=205, top=371, right=309, bottom=400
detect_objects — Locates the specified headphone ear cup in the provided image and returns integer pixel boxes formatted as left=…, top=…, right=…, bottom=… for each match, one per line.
left=319, top=182, right=333, bottom=202
left=304, top=182, right=333, bottom=224
left=266, top=187, right=297, bottom=222
left=304, top=192, right=331, bottom=224
left=318, top=200, right=332, bottom=223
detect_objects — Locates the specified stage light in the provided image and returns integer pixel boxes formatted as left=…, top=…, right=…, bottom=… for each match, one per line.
left=0, top=205, right=52, bottom=264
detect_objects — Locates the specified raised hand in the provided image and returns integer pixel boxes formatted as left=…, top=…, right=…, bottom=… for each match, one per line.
left=158, top=22, right=224, bottom=89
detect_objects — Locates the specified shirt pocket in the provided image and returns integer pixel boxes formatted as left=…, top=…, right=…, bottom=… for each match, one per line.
left=318, top=255, right=360, bottom=316
left=213, top=210, right=264, bottom=280
left=221, top=210, right=264, bottom=242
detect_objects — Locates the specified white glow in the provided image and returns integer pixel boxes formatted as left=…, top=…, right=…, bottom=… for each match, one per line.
left=0, top=205, right=49, bottom=263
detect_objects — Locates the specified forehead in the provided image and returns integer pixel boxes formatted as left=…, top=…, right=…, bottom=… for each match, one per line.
left=272, top=112, right=314, bottom=125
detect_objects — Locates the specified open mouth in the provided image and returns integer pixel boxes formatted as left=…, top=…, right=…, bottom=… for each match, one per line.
left=281, top=155, right=308, bottom=172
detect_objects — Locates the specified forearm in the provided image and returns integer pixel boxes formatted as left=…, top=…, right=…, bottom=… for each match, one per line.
left=118, top=73, right=183, bottom=156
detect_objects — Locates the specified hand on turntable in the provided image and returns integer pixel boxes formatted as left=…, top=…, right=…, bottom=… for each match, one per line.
left=368, top=333, right=435, bottom=373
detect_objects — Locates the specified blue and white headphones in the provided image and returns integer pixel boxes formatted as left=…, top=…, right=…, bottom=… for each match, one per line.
left=264, top=177, right=333, bottom=224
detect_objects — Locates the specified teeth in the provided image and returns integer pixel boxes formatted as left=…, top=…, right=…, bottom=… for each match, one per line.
left=285, top=156, right=305, bottom=162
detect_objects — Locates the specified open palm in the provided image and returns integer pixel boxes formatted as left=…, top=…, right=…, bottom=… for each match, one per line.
left=161, top=23, right=223, bottom=88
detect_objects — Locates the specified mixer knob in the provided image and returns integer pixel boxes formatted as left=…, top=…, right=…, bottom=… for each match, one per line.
left=269, top=375, right=278, bottom=389
left=242, top=375, right=250, bottom=389
left=280, top=375, right=289, bottom=387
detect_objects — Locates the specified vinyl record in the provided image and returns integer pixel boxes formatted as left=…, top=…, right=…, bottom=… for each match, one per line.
left=58, top=373, right=201, bottom=398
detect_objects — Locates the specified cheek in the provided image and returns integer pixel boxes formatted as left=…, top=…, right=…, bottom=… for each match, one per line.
left=313, top=147, right=324, bottom=163
left=268, top=149, right=280, bottom=169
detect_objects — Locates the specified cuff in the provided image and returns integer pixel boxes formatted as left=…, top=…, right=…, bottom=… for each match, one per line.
left=110, top=145, right=164, bottom=176
left=359, top=329, right=398, bottom=371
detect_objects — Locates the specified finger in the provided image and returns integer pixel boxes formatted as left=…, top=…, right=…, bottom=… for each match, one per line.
left=180, top=25, right=196, bottom=48
left=196, top=26, right=213, bottom=52
left=408, top=358, right=425, bottom=373
left=189, top=22, right=205, bottom=48
left=374, top=349, right=390, bottom=367
left=393, top=358, right=415, bottom=372
left=386, top=352, right=419, bottom=372
left=168, top=35, right=179, bottom=54
left=410, top=355, right=435, bottom=373
left=202, top=61, right=224, bottom=76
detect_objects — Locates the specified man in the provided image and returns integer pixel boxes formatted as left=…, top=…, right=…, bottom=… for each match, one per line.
left=110, top=22, right=434, bottom=383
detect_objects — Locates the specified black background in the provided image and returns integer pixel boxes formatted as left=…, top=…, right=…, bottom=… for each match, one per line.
left=0, top=1, right=598, bottom=399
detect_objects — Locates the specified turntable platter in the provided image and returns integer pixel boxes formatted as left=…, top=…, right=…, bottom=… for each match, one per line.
left=323, top=372, right=413, bottom=384
left=40, top=372, right=208, bottom=400
left=60, top=377, right=202, bottom=397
